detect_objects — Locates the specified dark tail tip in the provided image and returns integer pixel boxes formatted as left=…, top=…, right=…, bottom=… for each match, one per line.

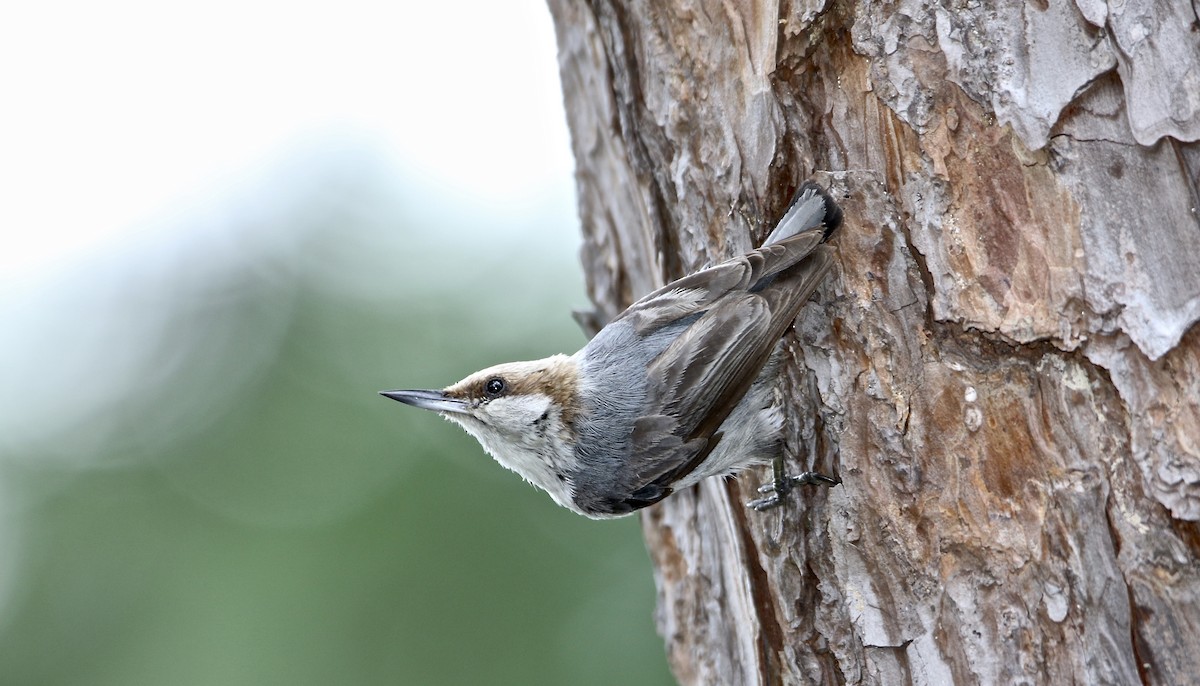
left=795, top=181, right=843, bottom=242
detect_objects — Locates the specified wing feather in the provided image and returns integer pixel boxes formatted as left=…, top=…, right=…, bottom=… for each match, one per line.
left=618, top=228, right=827, bottom=335
left=618, top=245, right=835, bottom=498
left=573, top=183, right=842, bottom=514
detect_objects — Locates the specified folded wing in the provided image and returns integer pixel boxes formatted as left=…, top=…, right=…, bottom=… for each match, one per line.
left=615, top=228, right=836, bottom=508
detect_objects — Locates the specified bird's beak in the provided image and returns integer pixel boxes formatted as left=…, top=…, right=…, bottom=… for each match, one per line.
left=379, top=389, right=469, bottom=414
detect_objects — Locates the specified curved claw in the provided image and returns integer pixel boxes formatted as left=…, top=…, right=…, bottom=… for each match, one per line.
left=795, top=472, right=841, bottom=487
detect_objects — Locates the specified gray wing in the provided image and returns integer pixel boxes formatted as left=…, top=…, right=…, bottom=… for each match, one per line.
left=616, top=228, right=826, bottom=336
left=616, top=234, right=836, bottom=507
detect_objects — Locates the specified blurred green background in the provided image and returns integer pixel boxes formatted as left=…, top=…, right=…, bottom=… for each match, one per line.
left=0, top=2, right=674, bottom=684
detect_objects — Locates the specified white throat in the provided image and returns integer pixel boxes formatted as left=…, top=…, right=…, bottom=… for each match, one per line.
left=443, top=394, right=578, bottom=511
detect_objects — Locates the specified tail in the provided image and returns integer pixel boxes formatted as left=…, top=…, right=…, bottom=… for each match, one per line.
left=763, top=181, right=843, bottom=246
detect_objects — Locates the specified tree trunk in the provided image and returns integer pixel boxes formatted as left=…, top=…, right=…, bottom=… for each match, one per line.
left=545, top=1, right=1200, bottom=684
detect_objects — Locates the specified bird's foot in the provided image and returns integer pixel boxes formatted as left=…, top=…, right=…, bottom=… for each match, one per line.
left=747, top=458, right=841, bottom=511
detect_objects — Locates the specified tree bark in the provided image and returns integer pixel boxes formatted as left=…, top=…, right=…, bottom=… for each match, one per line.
left=546, top=1, right=1200, bottom=684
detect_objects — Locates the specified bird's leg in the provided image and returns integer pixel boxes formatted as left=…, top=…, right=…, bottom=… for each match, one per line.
left=747, top=455, right=841, bottom=511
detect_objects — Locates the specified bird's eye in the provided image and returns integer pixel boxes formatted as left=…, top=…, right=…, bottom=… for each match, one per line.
left=484, top=377, right=506, bottom=397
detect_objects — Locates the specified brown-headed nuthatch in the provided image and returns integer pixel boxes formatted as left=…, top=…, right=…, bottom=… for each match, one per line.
left=381, top=182, right=842, bottom=518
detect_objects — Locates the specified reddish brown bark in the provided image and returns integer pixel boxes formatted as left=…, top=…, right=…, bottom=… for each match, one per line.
left=548, top=1, right=1200, bottom=683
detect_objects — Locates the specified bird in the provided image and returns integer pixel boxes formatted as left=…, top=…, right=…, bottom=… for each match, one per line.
left=381, top=181, right=843, bottom=518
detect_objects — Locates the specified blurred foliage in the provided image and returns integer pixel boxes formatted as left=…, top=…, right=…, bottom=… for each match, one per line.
left=0, top=156, right=674, bottom=685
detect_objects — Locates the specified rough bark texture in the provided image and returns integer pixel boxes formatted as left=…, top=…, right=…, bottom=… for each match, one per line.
left=546, top=1, right=1200, bottom=683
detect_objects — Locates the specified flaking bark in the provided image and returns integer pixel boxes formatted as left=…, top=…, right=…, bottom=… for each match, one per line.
left=546, top=1, right=1200, bottom=683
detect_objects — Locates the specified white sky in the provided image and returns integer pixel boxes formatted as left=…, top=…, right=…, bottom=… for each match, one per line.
left=0, top=0, right=576, bottom=291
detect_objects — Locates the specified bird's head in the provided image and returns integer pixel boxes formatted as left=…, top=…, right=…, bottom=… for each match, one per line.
left=381, top=354, right=582, bottom=509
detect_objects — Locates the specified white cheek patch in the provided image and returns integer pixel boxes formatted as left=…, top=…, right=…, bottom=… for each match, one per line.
left=481, top=394, right=553, bottom=433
